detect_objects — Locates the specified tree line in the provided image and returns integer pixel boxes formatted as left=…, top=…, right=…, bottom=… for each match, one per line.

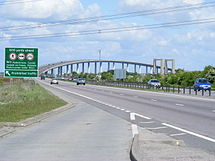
left=59, top=65, right=215, bottom=88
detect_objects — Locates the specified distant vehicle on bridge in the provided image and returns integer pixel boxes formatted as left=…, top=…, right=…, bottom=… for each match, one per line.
left=194, top=78, right=211, bottom=91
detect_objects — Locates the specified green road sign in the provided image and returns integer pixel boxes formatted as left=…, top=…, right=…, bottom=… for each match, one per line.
left=4, top=48, right=38, bottom=77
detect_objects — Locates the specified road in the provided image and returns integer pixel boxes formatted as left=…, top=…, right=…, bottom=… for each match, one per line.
left=0, top=81, right=131, bottom=161
left=39, top=79, right=215, bottom=155
left=1, top=78, right=215, bottom=160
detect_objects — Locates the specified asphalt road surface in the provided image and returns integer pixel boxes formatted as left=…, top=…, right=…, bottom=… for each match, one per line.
left=1, top=78, right=215, bottom=161
left=39, top=79, right=215, bottom=155
left=0, top=81, right=132, bottom=161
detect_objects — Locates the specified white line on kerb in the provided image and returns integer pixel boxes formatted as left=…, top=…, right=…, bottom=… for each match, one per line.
left=162, top=123, right=215, bottom=143
left=130, top=113, right=136, bottom=120
left=131, top=124, right=138, bottom=137
left=170, top=133, right=186, bottom=137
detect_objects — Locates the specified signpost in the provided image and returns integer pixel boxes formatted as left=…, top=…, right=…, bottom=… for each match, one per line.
left=114, top=69, right=126, bottom=80
left=5, top=48, right=38, bottom=77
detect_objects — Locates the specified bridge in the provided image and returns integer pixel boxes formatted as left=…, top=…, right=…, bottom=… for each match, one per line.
left=39, top=59, right=174, bottom=76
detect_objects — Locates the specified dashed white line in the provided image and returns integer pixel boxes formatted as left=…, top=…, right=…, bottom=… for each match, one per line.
left=131, top=124, right=138, bottom=137
left=139, top=121, right=154, bottom=124
left=120, top=109, right=125, bottom=111
left=151, top=99, right=157, bottom=102
left=170, top=133, right=186, bottom=137
left=175, top=104, right=184, bottom=107
left=162, top=123, right=215, bottom=143
left=125, top=110, right=131, bottom=113
left=146, top=126, right=167, bottom=130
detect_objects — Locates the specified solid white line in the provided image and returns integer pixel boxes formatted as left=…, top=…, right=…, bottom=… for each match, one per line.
left=135, top=113, right=151, bottom=120
left=170, top=133, right=186, bottom=137
left=162, top=123, right=215, bottom=143
left=139, top=121, right=154, bottom=124
left=146, top=126, right=167, bottom=130
left=176, top=104, right=184, bottom=107
left=131, top=124, right=138, bottom=137
left=130, top=113, right=136, bottom=121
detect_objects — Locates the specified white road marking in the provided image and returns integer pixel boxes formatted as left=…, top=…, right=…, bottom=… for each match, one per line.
left=119, top=94, right=124, bottom=96
left=151, top=99, right=157, bottom=102
left=120, top=109, right=125, bottom=111
left=146, top=126, right=167, bottom=130
left=139, top=121, right=154, bottom=124
left=131, top=124, right=138, bottom=137
left=82, top=82, right=215, bottom=102
left=176, top=104, right=184, bottom=107
left=162, top=123, right=215, bottom=143
left=125, top=110, right=131, bottom=113
left=135, top=113, right=151, bottom=120
left=130, top=113, right=136, bottom=121
left=130, top=112, right=151, bottom=121
left=170, top=133, right=186, bottom=137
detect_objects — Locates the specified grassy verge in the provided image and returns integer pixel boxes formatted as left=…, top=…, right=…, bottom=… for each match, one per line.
left=0, top=79, right=67, bottom=122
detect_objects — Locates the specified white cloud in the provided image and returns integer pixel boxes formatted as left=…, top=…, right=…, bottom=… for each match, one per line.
left=0, top=0, right=101, bottom=20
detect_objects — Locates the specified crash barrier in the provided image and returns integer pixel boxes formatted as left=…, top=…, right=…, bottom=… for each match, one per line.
left=87, top=80, right=214, bottom=97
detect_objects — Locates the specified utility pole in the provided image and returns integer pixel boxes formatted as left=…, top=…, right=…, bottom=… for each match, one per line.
left=98, top=49, right=101, bottom=61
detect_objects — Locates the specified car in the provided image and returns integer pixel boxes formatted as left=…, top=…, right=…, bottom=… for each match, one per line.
left=50, top=79, right=58, bottom=85
left=40, top=75, right=45, bottom=80
left=147, top=79, right=161, bottom=88
left=76, top=78, right=86, bottom=85
left=194, top=78, right=211, bottom=91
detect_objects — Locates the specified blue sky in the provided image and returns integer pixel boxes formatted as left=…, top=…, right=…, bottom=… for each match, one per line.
left=0, top=0, right=215, bottom=72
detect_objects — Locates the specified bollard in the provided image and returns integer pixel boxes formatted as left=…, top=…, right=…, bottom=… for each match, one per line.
left=178, top=87, right=180, bottom=93
left=189, top=87, right=191, bottom=95
left=209, top=89, right=211, bottom=96
left=195, top=90, right=197, bottom=95
left=202, top=89, right=204, bottom=96
left=183, top=87, right=185, bottom=94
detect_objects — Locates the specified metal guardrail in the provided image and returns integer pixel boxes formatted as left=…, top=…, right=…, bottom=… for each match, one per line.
left=87, top=80, right=214, bottom=97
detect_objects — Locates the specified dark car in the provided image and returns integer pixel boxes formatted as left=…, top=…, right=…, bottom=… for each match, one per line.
left=194, top=78, right=211, bottom=91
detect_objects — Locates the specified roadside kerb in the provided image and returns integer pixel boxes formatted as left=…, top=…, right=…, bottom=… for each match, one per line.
left=0, top=103, right=74, bottom=138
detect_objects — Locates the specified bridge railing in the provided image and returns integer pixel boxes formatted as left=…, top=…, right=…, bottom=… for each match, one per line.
left=86, top=80, right=214, bottom=97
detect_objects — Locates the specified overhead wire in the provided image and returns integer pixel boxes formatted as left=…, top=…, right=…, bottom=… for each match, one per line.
left=0, top=0, right=44, bottom=5
left=0, top=1, right=215, bottom=31
left=1, top=18, right=215, bottom=40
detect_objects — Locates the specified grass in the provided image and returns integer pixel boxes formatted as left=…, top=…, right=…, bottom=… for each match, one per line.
left=0, top=79, right=67, bottom=122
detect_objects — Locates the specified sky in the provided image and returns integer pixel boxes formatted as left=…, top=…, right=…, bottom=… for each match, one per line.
left=0, top=0, right=215, bottom=72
